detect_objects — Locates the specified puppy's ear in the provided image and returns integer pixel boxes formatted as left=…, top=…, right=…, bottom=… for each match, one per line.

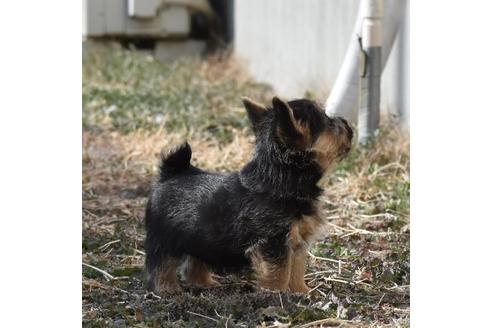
left=272, top=97, right=303, bottom=145
left=242, top=97, right=267, bottom=131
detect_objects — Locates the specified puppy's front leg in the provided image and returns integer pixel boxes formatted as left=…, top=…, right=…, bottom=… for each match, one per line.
left=247, top=241, right=292, bottom=291
left=289, top=248, right=310, bottom=293
left=287, top=215, right=326, bottom=294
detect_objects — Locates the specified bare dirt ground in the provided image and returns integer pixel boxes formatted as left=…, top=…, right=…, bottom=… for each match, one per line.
left=83, top=43, right=409, bottom=327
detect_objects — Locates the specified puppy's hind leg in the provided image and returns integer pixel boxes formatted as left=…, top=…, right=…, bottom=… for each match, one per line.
left=151, top=256, right=183, bottom=293
left=145, top=237, right=183, bottom=293
left=145, top=227, right=183, bottom=293
left=184, top=256, right=218, bottom=287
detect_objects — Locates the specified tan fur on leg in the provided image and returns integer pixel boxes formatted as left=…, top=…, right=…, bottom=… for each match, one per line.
left=154, top=257, right=182, bottom=293
left=289, top=248, right=310, bottom=293
left=184, top=256, right=218, bottom=287
left=287, top=215, right=324, bottom=293
left=248, top=246, right=292, bottom=291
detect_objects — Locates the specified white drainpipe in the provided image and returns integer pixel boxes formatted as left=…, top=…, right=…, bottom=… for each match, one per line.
left=358, top=0, right=383, bottom=145
left=325, top=0, right=407, bottom=124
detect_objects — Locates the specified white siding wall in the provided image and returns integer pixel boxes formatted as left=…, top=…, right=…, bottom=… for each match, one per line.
left=234, top=0, right=408, bottom=119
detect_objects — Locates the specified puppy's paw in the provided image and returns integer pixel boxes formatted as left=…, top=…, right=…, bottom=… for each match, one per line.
left=155, top=281, right=182, bottom=294
left=258, top=281, right=289, bottom=292
left=289, top=282, right=310, bottom=294
left=188, top=274, right=220, bottom=288
left=184, top=257, right=220, bottom=288
left=199, top=276, right=220, bottom=288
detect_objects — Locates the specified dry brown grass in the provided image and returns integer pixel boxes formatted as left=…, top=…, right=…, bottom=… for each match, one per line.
left=83, top=124, right=409, bottom=327
left=82, top=44, right=409, bottom=327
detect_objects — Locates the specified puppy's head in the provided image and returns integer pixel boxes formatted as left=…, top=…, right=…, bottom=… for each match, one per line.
left=242, top=96, right=353, bottom=171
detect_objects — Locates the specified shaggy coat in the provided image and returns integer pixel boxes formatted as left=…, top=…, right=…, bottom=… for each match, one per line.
left=144, top=97, right=353, bottom=293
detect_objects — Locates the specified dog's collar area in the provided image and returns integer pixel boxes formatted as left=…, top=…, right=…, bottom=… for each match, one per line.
left=238, top=172, right=322, bottom=203
left=272, top=142, right=317, bottom=169
left=239, top=152, right=323, bottom=201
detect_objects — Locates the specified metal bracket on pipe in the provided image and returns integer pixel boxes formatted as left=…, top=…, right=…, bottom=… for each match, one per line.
left=358, top=35, right=369, bottom=78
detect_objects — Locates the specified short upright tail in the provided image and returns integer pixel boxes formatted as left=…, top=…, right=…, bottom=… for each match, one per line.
left=159, top=142, right=192, bottom=181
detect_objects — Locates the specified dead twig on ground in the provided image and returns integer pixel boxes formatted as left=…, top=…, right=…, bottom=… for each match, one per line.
left=82, top=262, right=115, bottom=281
left=297, top=317, right=360, bottom=328
left=187, top=311, right=219, bottom=322
left=308, top=252, right=345, bottom=265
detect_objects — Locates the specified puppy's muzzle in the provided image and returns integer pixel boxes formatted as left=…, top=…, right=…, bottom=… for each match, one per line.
left=334, top=117, right=353, bottom=159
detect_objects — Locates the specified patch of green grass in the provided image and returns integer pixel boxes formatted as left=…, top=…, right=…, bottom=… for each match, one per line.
left=291, top=307, right=334, bottom=324
left=111, top=267, right=142, bottom=278
left=83, top=42, right=272, bottom=142
left=332, top=147, right=361, bottom=175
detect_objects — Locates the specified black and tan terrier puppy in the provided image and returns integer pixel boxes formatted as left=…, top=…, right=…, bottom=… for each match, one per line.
left=144, top=96, right=353, bottom=294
